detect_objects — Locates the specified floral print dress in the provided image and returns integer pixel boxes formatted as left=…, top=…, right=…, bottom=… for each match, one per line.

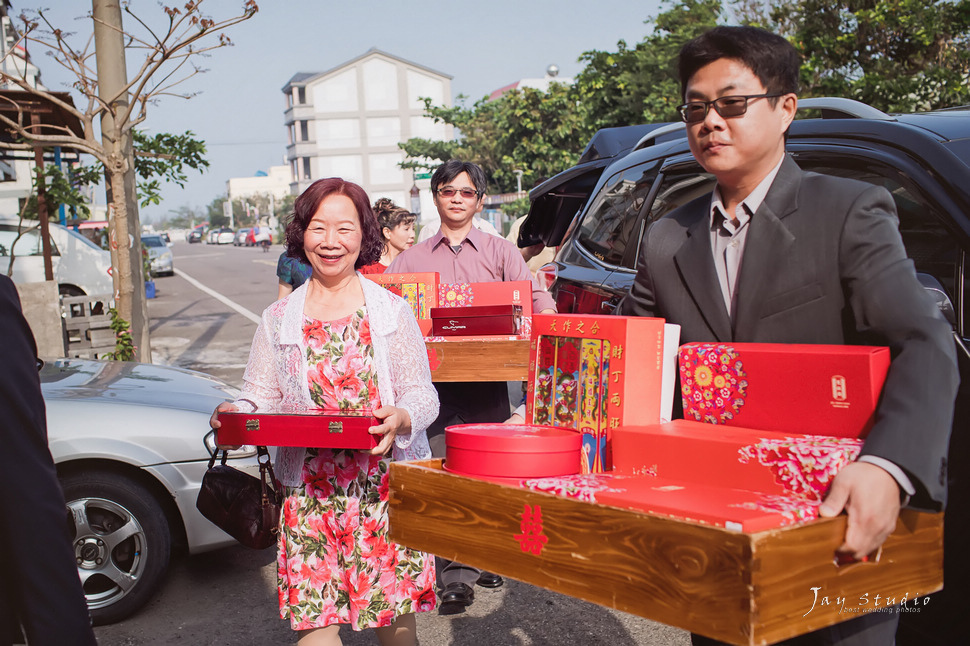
left=277, top=308, right=436, bottom=631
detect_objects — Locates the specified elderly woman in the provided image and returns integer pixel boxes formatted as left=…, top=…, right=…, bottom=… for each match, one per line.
left=359, top=198, right=416, bottom=275
left=211, top=178, right=438, bottom=646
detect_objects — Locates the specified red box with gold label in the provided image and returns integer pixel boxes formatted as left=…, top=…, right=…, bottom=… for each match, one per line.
left=217, top=408, right=380, bottom=449
left=434, top=280, right=533, bottom=340
left=364, top=272, right=438, bottom=335
left=612, top=420, right=863, bottom=502
left=444, top=423, right=582, bottom=479
left=430, top=304, right=522, bottom=336
left=679, top=342, right=889, bottom=438
left=526, top=314, right=673, bottom=474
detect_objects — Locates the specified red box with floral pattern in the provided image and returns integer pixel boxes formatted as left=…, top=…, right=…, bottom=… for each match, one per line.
left=430, top=280, right=533, bottom=340
left=526, top=314, right=671, bottom=474
left=364, top=272, right=439, bottom=335
left=444, top=423, right=582, bottom=479
left=611, top=420, right=863, bottom=502
left=679, top=342, right=889, bottom=438
left=218, top=409, right=380, bottom=449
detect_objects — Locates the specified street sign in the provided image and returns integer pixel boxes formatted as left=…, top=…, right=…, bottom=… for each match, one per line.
left=415, top=171, right=432, bottom=180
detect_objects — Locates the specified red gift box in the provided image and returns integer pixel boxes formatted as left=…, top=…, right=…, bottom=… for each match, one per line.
left=433, top=280, right=533, bottom=340
left=612, top=420, right=863, bottom=502
left=526, top=314, right=677, bottom=474
left=444, top=423, right=581, bottom=479
left=430, top=304, right=522, bottom=336
left=364, top=272, right=439, bottom=335
left=679, top=342, right=889, bottom=438
left=218, top=408, right=380, bottom=449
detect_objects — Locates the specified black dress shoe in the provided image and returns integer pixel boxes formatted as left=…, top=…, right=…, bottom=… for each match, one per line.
left=476, top=571, right=504, bottom=588
left=438, top=582, right=474, bottom=615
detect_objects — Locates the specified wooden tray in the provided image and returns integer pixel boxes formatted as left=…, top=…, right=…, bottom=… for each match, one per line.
left=426, top=339, right=530, bottom=382
left=387, top=459, right=943, bottom=646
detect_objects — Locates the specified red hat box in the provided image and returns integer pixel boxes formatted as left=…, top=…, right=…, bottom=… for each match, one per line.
left=445, top=423, right=582, bottom=479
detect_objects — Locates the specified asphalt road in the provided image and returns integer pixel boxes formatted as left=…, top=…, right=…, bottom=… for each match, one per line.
left=92, top=239, right=690, bottom=646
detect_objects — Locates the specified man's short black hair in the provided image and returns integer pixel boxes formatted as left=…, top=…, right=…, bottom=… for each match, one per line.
left=430, top=160, right=487, bottom=196
left=678, top=26, right=800, bottom=101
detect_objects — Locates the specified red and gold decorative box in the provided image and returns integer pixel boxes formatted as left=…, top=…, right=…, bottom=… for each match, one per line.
left=434, top=280, right=533, bottom=339
left=218, top=408, right=380, bottom=449
left=364, top=272, right=439, bottom=335
left=444, top=423, right=582, bottom=479
left=526, top=314, right=676, bottom=474
left=679, top=343, right=889, bottom=438
left=430, top=304, right=522, bottom=336
left=612, top=420, right=863, bottom=501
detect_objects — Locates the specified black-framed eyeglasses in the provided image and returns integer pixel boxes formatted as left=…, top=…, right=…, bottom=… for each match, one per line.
left=436, top=187, right=482, bottom=199
left=677, top=93, right=785, bottom=124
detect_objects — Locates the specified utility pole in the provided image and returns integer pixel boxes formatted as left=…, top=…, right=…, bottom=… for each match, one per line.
left=93, top=0, right=151, bottom=361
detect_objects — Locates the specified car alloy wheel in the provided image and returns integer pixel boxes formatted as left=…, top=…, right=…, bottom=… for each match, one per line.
left=61, top=471, right=171, bottom=625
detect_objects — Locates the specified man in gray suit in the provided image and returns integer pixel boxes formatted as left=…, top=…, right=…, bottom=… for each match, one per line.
left=619, top=26, right=958, bottom=645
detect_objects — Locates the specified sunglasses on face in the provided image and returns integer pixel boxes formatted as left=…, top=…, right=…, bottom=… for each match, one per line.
left=436, top=187, right=482, bottom=199
left=677, top=93, right=785, bottom=124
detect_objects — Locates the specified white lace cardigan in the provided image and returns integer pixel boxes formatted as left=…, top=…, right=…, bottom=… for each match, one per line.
left=233, top=274, right=438, bottom=486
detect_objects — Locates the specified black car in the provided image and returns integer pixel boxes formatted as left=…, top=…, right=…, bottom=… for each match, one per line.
left=187, top=227, right=204, bottom=243
left=520, top=97, right=970, bottom=644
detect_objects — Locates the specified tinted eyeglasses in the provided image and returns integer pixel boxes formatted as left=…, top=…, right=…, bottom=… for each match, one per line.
left=677, top=93, right=785, bottom=124
left=435, top=187, right=482, bottom=199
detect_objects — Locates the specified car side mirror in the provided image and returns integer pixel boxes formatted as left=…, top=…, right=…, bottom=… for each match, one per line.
left=917, top=272, right=956, bottom=329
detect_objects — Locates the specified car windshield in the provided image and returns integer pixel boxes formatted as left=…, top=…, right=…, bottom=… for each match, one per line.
left=143, top=236, right=165, bottom=247
left=63, top=226, right=105, bottom=252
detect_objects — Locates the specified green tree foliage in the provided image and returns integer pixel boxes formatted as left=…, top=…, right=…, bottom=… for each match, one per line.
left=132, top=131, right=209, bottom=207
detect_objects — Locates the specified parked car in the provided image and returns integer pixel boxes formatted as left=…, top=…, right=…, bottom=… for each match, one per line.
left=520, top=97, right=970, bottom=644
left=142, top=234, right=174, bottom=276
left=215, top=227, right=235, bottom=245
left=0, top=218, right=114, bottom=297
left=43, top=357, right=257, bottom=625
left=160, top=232, right=172, bottom=246
left=187, top=227, right=204, bottom=243
left=233, top=228, right=251, bottom=246
left=205, top=228, right=220, bottom=244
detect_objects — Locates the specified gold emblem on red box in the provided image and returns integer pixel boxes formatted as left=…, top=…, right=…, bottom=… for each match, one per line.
left=245, top=419, right=259, bottom=431
left=329, top=421, right=343, bottom=434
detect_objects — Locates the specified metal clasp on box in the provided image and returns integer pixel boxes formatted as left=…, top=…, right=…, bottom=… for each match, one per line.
left=245, top=419, right=259, bottom=431
left=329, top=421, right=343, bottom=434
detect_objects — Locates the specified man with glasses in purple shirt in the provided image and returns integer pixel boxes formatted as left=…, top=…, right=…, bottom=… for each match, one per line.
left=388, top=160, right=556, bottom=614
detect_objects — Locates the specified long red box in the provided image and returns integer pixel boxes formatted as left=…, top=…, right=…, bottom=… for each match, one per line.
left=433, top=280, right=533, bottom=340
left=364, top=272, right=438, bottom=335
left=430, top=304, right=522, bottom=336
left=612, top=420, right=863, bottom=501
left=445, top=423, right=581, bottom=479
left=526, top=314, right=674, bottom=474
left=679, top=342, right=889, bottom=438
left=218, top=409, right=380, bottom=449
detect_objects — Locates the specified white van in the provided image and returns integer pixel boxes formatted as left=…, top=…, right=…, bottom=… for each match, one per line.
left=0, top=219, right=114, bottom=296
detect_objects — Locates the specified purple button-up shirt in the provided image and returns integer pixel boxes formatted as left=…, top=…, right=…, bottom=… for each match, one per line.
left=387, top=226, right=556, bottom=312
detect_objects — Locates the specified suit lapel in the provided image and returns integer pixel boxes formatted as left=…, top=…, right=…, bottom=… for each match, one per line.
left=673, top=204, right=733, bottom=341
left=732, top=156, right=800, bottom=338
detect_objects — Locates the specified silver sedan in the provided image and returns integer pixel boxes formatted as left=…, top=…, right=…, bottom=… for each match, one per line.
left=43, top=358, right=258, bottom=625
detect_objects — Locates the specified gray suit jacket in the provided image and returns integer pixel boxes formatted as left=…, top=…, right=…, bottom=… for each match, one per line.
left=620, top=156, right=958, bottom=508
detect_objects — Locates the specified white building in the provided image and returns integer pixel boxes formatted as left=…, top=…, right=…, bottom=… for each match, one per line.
left=282, top=49, right=452, bottom=218
left=226, top=165, right=291, bottom=203
left=488, top=64, right=574, bottom=101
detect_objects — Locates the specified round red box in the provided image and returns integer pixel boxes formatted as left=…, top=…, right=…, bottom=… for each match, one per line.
left=445, top=423, right=581, bottom=478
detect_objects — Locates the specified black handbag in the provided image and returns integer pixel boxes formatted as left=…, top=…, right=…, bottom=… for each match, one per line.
left=196, top=445, right=283, bottom=550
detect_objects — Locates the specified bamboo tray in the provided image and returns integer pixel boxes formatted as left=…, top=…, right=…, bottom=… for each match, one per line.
left=388, top=459, right=943, bottom=646
left=426, top=339, right=530, bottom=382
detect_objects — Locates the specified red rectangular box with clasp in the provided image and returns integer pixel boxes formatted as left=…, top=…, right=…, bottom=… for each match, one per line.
left=679, top=343, right=890, bottom=438
left=612, top=420, right=864, bottom=502
left=364, top=272, right=439, bottom=335
left=217, top=409, right=380, bottom=449
left=430, top=304, right=523, bottom=336
left=526, top=314, right=676, bottom=474
left=433, top=280, right=533, bottom=340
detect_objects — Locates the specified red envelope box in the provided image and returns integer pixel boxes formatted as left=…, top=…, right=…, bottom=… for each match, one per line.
left=526, top=314, right=672, bottom=474
left=435, top=280, right=533, bottom=339
left=218, top=409, right=380, bottom=449
left=612, top=420, right=863, bottom=502
left=364, top=272, right=438, bottom=335
left=679, top=342, right=890, bottom=438
left=444, top=423, right=581, bottom=479
left=430, top=304, right=522, bottom=336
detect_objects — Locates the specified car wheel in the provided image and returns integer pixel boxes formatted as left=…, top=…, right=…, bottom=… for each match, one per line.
left=61, top=471, right=172, bottom=625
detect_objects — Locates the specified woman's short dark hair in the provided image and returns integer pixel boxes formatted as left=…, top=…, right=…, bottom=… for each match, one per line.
left=373, top=197, right=416, bottom=238
left=678, top=26, right=800, bottom=103
left=284, top=178, right=383, bottom=269
left=430, top=160, right=487, bottom=196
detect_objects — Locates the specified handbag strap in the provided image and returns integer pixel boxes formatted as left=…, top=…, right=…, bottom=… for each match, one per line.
left=256, top=446, right=281, bottom=497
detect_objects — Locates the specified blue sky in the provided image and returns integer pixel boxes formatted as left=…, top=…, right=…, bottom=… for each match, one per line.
left=24, top=0, right=666, bottom=221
